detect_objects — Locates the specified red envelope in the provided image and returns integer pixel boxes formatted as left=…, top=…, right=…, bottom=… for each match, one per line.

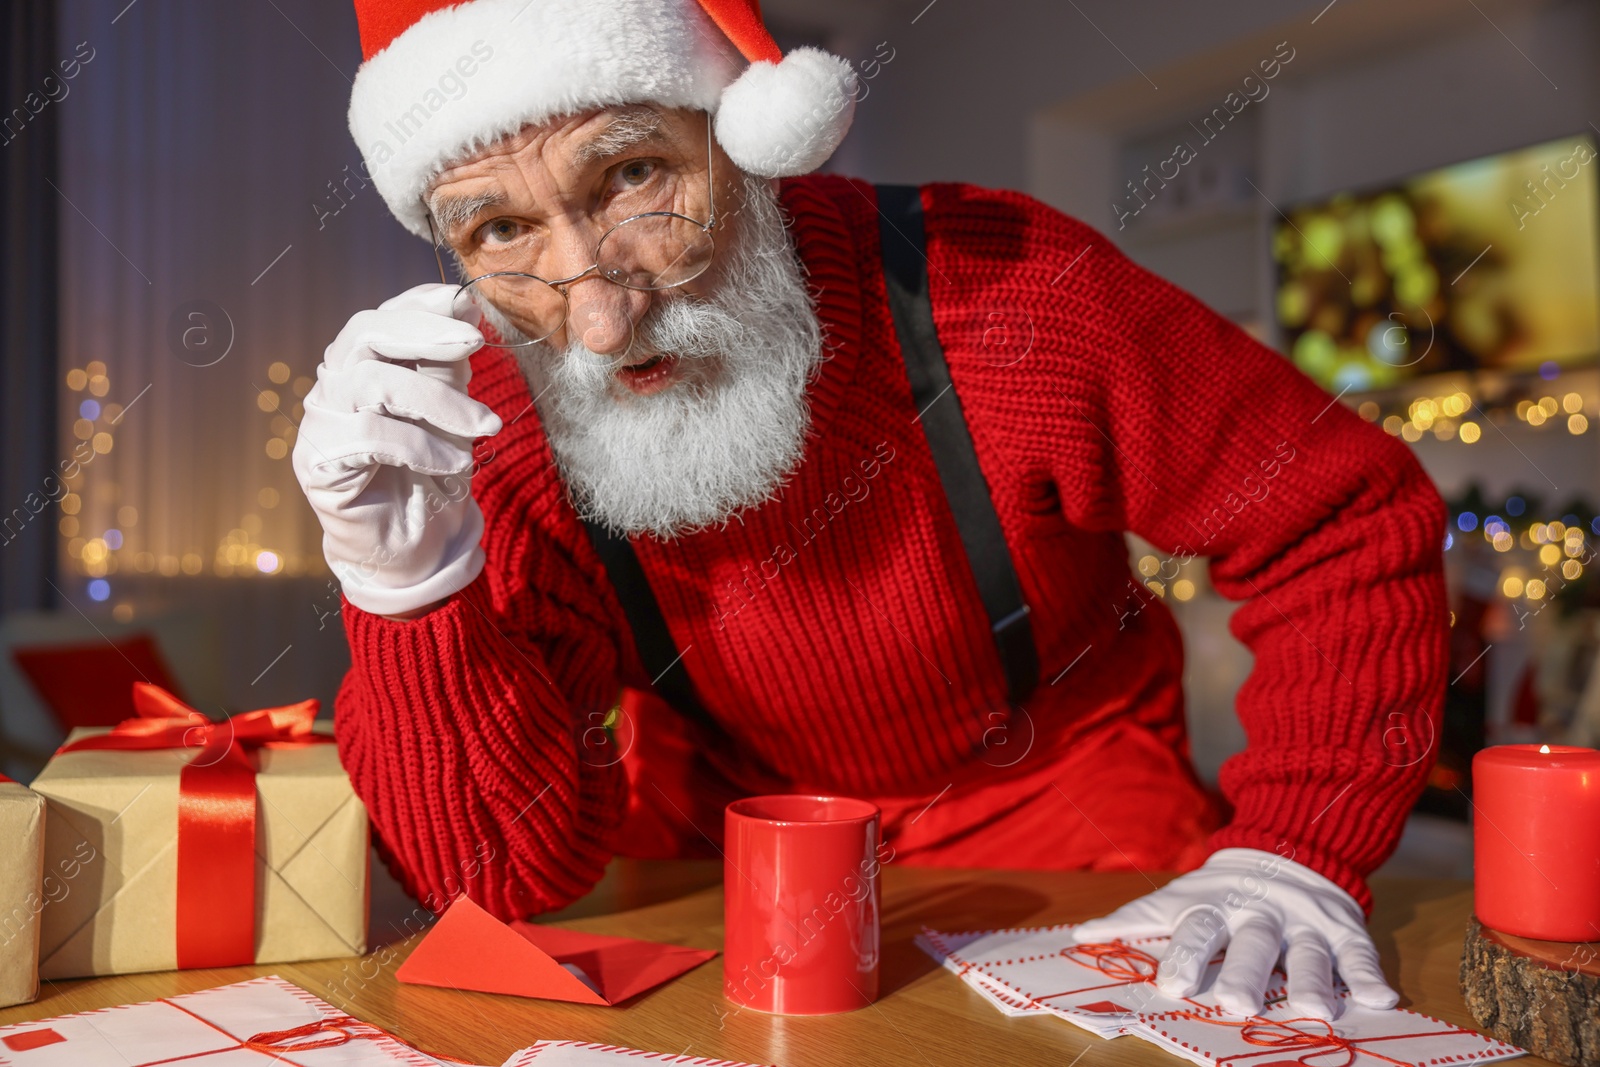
left=396, top=895, right=717, bottom=1005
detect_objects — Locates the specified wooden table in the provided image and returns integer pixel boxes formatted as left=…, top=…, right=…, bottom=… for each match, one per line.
left=1, top=863, right=1531, bottom=1067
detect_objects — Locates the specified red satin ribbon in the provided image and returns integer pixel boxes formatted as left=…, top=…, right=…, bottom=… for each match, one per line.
left=1167, top=1010, right=1466, bottom=1067
left=59, top=682, right=326, bottom=970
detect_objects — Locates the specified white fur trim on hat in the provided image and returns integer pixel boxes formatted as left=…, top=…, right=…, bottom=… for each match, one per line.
left=348, top=0, right=858, bottom=239
left=714, top=47, right=857, bottom=178
left=349, top=0, right=742, bottom=238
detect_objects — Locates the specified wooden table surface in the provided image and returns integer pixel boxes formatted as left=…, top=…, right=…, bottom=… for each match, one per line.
left=1, top=862, right=1530, bottom=1067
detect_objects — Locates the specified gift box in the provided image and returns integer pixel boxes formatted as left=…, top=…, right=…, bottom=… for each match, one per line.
left=33, top=683, right=369, bottom=978
left=0, top=775, right=45, bottom=1007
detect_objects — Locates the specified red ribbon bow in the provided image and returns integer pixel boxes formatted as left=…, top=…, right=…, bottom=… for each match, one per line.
left=60, top=682, right=326, bottom=970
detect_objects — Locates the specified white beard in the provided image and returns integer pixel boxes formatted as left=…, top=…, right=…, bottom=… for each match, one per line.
left=502, top=172, right=825, bottom=538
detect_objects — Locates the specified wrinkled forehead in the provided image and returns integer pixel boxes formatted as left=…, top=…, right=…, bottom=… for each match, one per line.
left=426, top=104, right=700, bottom=213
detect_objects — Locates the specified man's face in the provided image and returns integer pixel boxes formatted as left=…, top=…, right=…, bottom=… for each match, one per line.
left=426, top=104, right=826, bottom=538
left=427, top=105, right=740, bottom=397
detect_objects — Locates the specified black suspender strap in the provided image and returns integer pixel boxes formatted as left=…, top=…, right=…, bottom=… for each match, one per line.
left=874, top=183, right=1040, bottom=705
left=578, top=182, right=1039, bottom=726
left=580, top=517, right=718, bottom=732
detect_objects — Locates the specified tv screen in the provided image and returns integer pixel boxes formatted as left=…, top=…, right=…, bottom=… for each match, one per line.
left=1272, top=134, right=1600, bottom=392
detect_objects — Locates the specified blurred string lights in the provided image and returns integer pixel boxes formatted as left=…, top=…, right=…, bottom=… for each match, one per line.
left=1448, top=483, right=1599, bottom=609
left=1132, top=494, right=1596, bottom=610
left=1354, top=386, right=1593, bottom=445
left=1357, top=382, right=1598, bottom=609
left=58, top=359, right=319, bottom=617
left=1126, top=379, right=1598, bottom=610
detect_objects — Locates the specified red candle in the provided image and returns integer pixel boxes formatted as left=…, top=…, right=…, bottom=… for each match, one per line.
left=1472, top=744, right=1600, bottom=942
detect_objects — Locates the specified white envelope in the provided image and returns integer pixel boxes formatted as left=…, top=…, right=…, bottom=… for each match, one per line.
left=0, top=975, right=481, bottom=1067
left=920, top=922, right=1284, bottom=1035
left=915, top=930, right=1051, bottom=1019
left=922, top=922, right=1529, bottom=1067
left=1132, top=992, right=1527, bottom=1067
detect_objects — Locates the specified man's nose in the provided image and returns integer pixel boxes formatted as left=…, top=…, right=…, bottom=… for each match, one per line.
left=542, top=225, right=650, bottom=355
left=562, top=274, right=650, bottom=355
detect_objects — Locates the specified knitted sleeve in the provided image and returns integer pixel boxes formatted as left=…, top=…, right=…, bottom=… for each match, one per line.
left=332, top=350, right=627, bottom=921
left=931, top=184, right=1449, bottom=912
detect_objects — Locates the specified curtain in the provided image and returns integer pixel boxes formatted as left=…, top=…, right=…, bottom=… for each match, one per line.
left=51, top=0, right=435, bottom=708
left=0, top=0, right=61, bottom=613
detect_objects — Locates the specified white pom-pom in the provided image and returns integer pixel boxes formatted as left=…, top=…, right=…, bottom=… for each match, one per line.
left=714, top=46, right=858, bottom=178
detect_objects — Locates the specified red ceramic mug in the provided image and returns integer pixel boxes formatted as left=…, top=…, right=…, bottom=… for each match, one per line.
left=723, top=795, right=883, bottom=1014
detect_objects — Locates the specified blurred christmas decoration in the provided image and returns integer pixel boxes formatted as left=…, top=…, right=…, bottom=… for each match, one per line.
left=1422, top=480, right=1600, bottom=820
left=1274, top=134, right=1600, bottom=394
left=1444, top=482, right=1599, bottom=575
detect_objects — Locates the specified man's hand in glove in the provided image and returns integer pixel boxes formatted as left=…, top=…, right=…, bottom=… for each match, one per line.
left=293, top=283, right=502, bottom=619
left=1069, top=847, right=1398, bottom=1019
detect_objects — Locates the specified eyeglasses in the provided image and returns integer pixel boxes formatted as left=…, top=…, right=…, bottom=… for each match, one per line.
left=425, top=110, right=718, bottom=349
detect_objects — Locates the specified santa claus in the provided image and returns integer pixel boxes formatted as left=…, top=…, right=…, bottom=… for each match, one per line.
left=293, top=0, right=1448, bottom=1021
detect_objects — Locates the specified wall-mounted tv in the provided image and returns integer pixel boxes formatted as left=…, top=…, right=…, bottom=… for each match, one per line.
left=1272, top=133, right=1600, bottom=393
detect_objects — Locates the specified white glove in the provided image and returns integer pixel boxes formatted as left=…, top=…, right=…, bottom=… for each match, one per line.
left=1069, top=847, right=1398, bottom=1019
left=293, top=283, right=502, bottom=618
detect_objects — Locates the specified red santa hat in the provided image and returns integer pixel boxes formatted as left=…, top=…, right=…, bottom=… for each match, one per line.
left=348, top=0, right=858, bottom=238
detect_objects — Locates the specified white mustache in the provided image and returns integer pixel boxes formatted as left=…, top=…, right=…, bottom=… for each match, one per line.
left=543, top=293, right=734, bottom=392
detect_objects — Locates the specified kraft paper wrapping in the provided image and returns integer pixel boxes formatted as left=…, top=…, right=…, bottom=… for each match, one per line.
left=0, top=780, right=44, bottom=1007
left=32, top=726, right=369, bottom=978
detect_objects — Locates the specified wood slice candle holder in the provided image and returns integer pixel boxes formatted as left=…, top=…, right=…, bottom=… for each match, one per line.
left=1460, top=915, right=1600, bottom=1067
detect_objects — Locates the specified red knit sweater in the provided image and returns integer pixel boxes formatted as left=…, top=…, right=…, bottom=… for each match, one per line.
left=333, top=176, right=1448, bottom=920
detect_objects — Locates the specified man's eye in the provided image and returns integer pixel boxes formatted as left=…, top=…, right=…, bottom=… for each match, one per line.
left=479, top=218, right=520, bottom=244
left=618, top=160, right=656, bottom=186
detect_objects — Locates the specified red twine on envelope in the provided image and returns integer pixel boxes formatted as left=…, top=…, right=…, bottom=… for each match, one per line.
left=136, top=1001, right=478, bottom=1066
left=58, top=682, right=326, bottom=970
left=1065, top=940, right=1163, bottom=983
left=1166, top=1010, right=1465, bottom=1067
left=247, top=1017, right=476, bottom=1063
left=247, top=1019, right=477, bottom=1063
left=246, top=1016, right=374, bottom=1053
